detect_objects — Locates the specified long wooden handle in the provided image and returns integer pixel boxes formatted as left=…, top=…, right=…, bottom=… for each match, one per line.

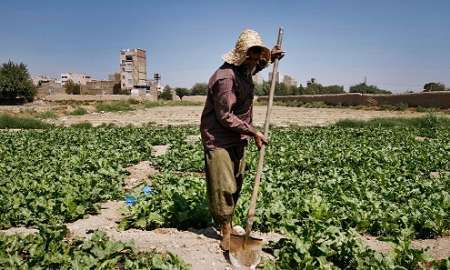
left=245, top=27, right=284, bottom=237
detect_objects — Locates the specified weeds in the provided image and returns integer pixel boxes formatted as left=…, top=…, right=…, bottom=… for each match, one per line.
left=68, top=106, right=88, bottom=115
left=0, top=114, right=53, bottom=129
left=95, top=101, right=134, bottom=112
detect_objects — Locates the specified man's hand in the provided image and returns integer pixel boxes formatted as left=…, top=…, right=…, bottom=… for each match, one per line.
left=255, top=131, right=268, bottom=150
left=271, top=45, right=285, bottom=62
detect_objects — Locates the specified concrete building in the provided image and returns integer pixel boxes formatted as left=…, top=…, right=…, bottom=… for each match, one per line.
left=120, top=48, right=148, bottom=90
left=60, top=73, right=93, bottom=86
left=283, top=75, right=298, bottom=88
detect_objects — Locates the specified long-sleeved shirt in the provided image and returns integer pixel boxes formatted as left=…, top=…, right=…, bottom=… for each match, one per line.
left=200, top=63, right=257, bottom=150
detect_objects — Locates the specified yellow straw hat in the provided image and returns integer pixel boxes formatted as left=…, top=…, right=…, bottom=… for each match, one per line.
left=222, top=29, right=271, bottom=66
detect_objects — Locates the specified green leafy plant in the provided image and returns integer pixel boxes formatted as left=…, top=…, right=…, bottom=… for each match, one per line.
left=0, top=225, right=190, bottom=269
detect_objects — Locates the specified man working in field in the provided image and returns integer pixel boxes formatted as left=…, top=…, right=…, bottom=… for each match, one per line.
left=200, top=29, right=284, bottom=250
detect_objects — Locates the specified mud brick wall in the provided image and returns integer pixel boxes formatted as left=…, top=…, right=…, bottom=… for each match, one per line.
left=257, top=91, right=450, bottom=108
left=367, top=92, right=450, bottom=108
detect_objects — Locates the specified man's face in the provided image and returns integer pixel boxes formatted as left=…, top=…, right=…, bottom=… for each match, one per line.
left=243, top=46, right=267, bottom=71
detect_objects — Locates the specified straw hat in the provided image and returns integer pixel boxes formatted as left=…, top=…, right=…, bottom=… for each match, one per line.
left=222, top=29, right=271, bottom=66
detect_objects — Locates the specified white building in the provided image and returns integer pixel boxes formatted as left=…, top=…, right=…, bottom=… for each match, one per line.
left=60, top=73, right=93, bottom=86
left=283, top=75, right=298, bottom=88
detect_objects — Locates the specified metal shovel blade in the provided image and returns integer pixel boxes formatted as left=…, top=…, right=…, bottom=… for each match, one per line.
left=229, top=234, right=264, bottom=269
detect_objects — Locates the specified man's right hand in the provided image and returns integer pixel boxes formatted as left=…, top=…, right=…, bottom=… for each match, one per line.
left=255, top=131, right=268, bottom=150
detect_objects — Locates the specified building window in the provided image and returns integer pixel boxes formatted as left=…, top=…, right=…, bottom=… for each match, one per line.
left=126, top=55, right=133, bottom=61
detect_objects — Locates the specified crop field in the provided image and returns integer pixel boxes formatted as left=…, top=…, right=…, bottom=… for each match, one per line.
left=0, top=120, right=449, bottom=269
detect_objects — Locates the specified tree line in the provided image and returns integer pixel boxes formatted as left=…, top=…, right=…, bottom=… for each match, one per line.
left=163, top=78, right=450, bottom=100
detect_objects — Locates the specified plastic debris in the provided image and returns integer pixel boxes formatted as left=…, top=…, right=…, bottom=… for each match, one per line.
left=143, top=185, right=153, bottom=194
left=125, top=195, right=137, bottom=206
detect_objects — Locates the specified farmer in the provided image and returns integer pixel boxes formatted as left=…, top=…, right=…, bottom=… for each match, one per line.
left=200, top=29, right=284, bottom=251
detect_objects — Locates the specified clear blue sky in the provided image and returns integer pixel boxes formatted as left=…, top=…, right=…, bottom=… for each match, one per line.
left=1, top=0, right=449, bottom=92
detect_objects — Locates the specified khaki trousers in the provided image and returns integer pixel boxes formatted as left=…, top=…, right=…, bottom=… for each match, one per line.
left=204, top=144, right=246, bottom=225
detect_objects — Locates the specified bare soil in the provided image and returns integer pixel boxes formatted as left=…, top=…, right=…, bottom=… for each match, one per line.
left=51, top=106, right=431, bottom=127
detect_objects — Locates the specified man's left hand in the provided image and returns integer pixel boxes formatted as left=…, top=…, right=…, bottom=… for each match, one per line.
left=271, top=45, right=285, bottom=62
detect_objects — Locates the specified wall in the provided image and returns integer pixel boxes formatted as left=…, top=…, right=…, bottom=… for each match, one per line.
left=257, top=92, right=450, bottom=108
left=81, top=80, right=118, bottom=95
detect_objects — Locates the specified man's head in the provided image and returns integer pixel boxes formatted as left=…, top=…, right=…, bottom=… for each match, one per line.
left=222, top=29, right=270, bottom=68
left=242, top=46, right=268, bottom=73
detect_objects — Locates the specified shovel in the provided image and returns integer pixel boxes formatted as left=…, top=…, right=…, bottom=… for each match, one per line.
left=229, top=27, right=284, bottom=269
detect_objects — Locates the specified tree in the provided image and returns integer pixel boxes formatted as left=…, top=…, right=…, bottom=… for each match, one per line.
left=349, top=82, right=391, bottom=94
left=255, top=81, right=270, bottom=96
left=302, top=79, right=345, bottom=95
left=112, top=83, right=122, bottom=94
left=322, top=85, right=345, bottom=94
left=64, top=80, right=81, bottom=95
left=0, top=60, right=36, bottom=103
left=175, top=88, right=190, bottom=100
left=423, top=82, right=446, bottom=92
left=159, top=85, right=173, bottom=100
left=190, top=83, right=208, bottom=95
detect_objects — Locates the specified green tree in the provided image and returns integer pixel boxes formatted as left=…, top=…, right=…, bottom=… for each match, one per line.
left=275, top=82, right=288, bottom=96
left=64, top=80, right=81, bottom=95
left=322, top=85, right=345, bottom=94
left=175, top=87, right=190, bottom=100
left=349, top=82, right=391, bottom=94
left=302, top=79, right=345, bottom=95
left=255, top=81, right=270, bottom=96
left=159, top=85, right=173, bottom=100
left=190, top=83, right=208, bottom=95
left=423, top=82, right=446, bottom=92
left=295, top=84, right=305, bottom=95
left=0, top=60, right=36, bottom=103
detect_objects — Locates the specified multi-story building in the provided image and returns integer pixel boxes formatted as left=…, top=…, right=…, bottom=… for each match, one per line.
left=60, top=73, right=92, bottom=86
left=120, top=48, right=148, bottom=90
left=283, top=75, right=298, bottom=88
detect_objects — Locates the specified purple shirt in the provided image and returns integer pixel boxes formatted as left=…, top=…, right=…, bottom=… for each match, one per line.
left=200, top=63, right=257, bottom=150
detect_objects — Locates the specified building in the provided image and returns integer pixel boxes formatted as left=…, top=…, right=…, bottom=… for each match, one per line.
left=60, top=73, right=93, bottom=86
left=283, top=75, right=298, bottom=88
left=268, top=71, right=280, bottom=84
left=82, top=80, right=119, bottom=95
left=31, top=75, right=52, bottom=86
left=120, top=48, right=148, bottom=90
left=108, top=72, right=121, bottom=82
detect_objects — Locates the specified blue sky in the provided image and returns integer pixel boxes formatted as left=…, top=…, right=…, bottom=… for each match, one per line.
left=1, top=0, right=449, bottom=92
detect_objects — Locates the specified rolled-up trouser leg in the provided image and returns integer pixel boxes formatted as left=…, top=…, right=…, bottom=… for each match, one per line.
left=205, top=145, right=246, bottom=225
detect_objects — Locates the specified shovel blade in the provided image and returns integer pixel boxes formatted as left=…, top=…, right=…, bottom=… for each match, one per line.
left=229, top=234, right=264, bottom=269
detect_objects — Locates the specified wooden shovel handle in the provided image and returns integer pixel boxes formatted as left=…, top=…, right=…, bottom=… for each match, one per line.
left=245, top=27, right=284, bottom=237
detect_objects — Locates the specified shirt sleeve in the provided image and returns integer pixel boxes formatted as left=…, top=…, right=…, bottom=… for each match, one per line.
left=212, top=78, right=257, bottom=136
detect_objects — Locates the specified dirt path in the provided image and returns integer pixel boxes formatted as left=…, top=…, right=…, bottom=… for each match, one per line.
left=52, top=106, right=430, bottom=127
